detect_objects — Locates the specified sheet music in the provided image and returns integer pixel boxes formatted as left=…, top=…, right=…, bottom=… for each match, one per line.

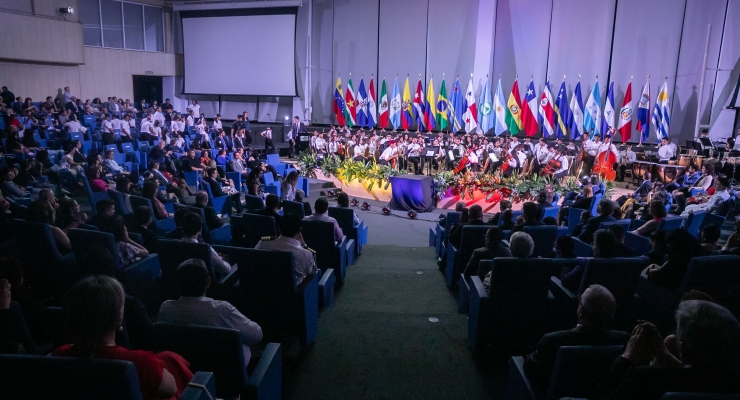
left=488, top=153, right=499, bottom=162
left=426, top=150, right=435, bottom=157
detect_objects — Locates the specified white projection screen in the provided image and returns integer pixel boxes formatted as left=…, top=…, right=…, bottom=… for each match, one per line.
left=180, top=10, right=297, bottom=96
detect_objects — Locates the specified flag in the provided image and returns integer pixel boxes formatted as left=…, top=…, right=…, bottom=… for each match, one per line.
left=356, top=78, right=368, bottom=128
left=617, top=81, right=633, bottom=143
left=521, top=79, right=538, bottom=136
left=367, top=77, right=377, bottom=128
left=389, top=77, right=401, bottom=129
left=424, top=77, right=437, bottom=131
left=601, top=81, right=616, bottom=138
left=538, top=79, right=555, bottom=137
left=505, top=78, right=523, bottom=136
left=636, top=80, right=650, bottom=142
left=344, top=77, right=357, bottom=126
left=413, top=78, right=426, bottom=131
left=554, top=79, right=571, bottom=139
left=478, top=77, right=494, bottom=134
left=449, top=78, right=464, bottom=132
left=402, top=77, right=413, bottom=130
left=583, top=79, right=601, bottom=139
left=652, top=81, right=671, bottom=140
left=492, top=78, right=507, bottom=136
left=333, top=77, right=346, bottom=125
left=569, top=79, right=584, bottom=139
left=436, top=77, right=449, bottom=131
left=462, top=77, right=478, bottom=133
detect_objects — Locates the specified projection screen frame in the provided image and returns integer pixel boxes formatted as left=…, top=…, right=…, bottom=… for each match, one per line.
left=179, top=7, right=299, bottom=97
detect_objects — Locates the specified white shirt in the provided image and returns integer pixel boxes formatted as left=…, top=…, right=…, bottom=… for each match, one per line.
left=468, top=150, right=479, bottom=164
left=508, top=140, right=520, bottom=151
left=64, top=120, right=87, bottom=134
left=181, top=237, right=231, bottom=276
left=100, top=119, right=114, bottom=133
left=534, top=143, right=549, bottom=162
left=328, top=141, right=339, bottom=154
left=152, top=111, right=165, bottom=126
left=213, top=120, right=222, bottom=131
left=555, top=156, right=569, bottom=174
left=171, top=120, right=184, bottom=133
left=620, top=150, right=636, bottom=163
left=110, top=119, right=125, bottom=131
left=158, top=296, right=262, bottom=365
left=186, top=104, right=201, bottom=117
left=186, top=115, right=195, bottom=127
left=379, top=146, right=398, bottom=161
left=314, top=138, right=327, bottom=151
left=140, top=119, right=153, bottom=133
left=597, top=143, right=619, bottom=159
left=354, top=144, right=367, bottom=157
left=584, top=139, right=599, bottom=156
left=120, top=121, right=131, bottom=136
left=407, top=143, right=422, bottom=157
left=255, top=235, right=317, bottom=285
left=657, top=143, right=676, bottom=160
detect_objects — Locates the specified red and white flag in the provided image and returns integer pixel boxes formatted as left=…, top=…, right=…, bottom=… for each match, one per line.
left=463, top=77, right=478, bottom=133
left=617, top=81, right=633, bottom=144
left=538, top=79, right=555, bottom=137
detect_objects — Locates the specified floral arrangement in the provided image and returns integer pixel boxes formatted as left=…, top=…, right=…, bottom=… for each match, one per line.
left=296, top=151, right=405, bottom=192
left=434, top=171, right=584, bottom=203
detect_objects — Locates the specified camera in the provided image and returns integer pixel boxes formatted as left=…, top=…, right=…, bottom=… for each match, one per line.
left=58, top=7, right=75, bottom=15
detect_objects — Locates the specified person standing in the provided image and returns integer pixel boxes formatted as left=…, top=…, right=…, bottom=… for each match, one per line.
left=290, top=116, right=305, bottom=158
left=261, top=126, right=275, bottom=154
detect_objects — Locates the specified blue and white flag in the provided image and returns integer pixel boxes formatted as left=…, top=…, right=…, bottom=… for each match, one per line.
left=601, top=81, right=616, bottom=138
left=652, top=81, right=671, bottom=140
left=477, top=77, right=493, bottom=134
left=389, top=77, right=401, bottom=130
left=554, top=80, right=571, bottom=139
left=584, top=79, right=601, bottom=139
left=636, top=79, right=651, bottom=143
left=569, top=79, right=584, bottom=139
left=492, top=78, right=506, bottom=135
left=449, top=78, right=464, bottom=132
left=356, top=78, right=369, bottom=128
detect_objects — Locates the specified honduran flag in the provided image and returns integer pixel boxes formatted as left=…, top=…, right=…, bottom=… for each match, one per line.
left=333, top=77, right=346, bottom=125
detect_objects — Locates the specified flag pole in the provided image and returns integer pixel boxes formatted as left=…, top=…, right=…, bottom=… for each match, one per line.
left=694, top=24, right=712, bottom=140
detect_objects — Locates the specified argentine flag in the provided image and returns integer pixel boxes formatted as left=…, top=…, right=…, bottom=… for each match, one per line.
left=493, top=79, right=507, bottom=136
left=583, top=79, right=601, bottom=139
left=652, top=81, right=671, bottom=140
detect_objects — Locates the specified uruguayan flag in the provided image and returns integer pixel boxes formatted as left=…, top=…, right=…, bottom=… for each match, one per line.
left=651, top=81, right=671, bottom=140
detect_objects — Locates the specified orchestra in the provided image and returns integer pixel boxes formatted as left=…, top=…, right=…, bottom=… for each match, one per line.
left=303, top=126, right=738, bottom=186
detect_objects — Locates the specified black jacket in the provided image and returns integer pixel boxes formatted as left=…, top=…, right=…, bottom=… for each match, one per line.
left=448, top=219, right=487, bottom=249
left=194, top=204, right=224, bottom=229
left=463, top=243, right=512, bottom=279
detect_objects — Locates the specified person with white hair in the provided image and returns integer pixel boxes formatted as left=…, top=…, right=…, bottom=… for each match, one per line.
left=523, top=285, right=629, bottom=387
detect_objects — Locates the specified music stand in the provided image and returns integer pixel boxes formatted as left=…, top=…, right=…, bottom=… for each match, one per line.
left=423, top=147, right=437, bottom=175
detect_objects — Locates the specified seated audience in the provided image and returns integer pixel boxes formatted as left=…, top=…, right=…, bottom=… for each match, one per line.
left=193, top=190, right=224, bottom=229
left=86, top=199, right=117, bottom=227
left=722, top=217, right=740, bottom=251
left=26, top=199, right=71, bottom=252
left=524, top=284, right=628, bottom=387
left=448, top=204, right=485, bottom=248
left=55, top=198, right=87, bottom=234
left=631, top=200, right=667, bottom=237
left=281, top=171, right=299, bottom=201
left=579, top=199, right=616, bottom=243
left=555, top=236, right=576, bottom=258
left=700, top=224, right=721, bottom=255
left=204, top=167, right=242, bottom=215
left=482, top=231, right=534, bottom=291
left=304, top=197, right=344, bottom=242
left=53, top=276, right=192, bottom=399
left=142, top=180, right=172, bottom=220
left=562, top=229, right=618, bottom=292
left=608, top=224, right=635, bottom=257
left=129, top=206, right=159, bottom=254
left=487, top=199, right=512, bottom=226
left=499, top=208, right=516, bottom=230
left=256, top=213, right=318, bottom=285
left=644, top=229, right=705, bottom=292
left=294, top=189, right=312, bottom=216
left=334, top=192, right=361, bottom=225
left=681, top=176, right=730, bottom=217
left=258, top=194, right=283, bottom=223
left=98, top=215, right=149, bottom=267
left=0, top=278, right=40, bottom=355
left=181, top=212, right=231, bottom=277
left=510, top=202, right=544, bottom=233
left=462, top=227, right=512, bottom=279
left=597, top=300, right=740, bottom=399
left=102, top=149, right=126, bottom=175
left=86, top=167, right=109, bottom=193
left=158, top=259, right=263, bottom=366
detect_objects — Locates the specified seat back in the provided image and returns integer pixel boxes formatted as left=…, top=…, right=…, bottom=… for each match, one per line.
left=129, top=195, right=157, bottom=221
left=301, top=220, right=338, bottom=253
left=657, top=216, right=684, bottom=232
left=10, top=219, right=68, bottom=285
left=524, top=226, right=559, bottom=258
left=567, top=208, right=586, bottom=235
left=700, top=213, right=726, bottom=236
left=678, top=255, right=740, bottom=312
left=580, top=257, right=648, bottom=328
left=539, top=206, right=560, bottom=222
left=624, top=232, right=653, bottom=256
left=590, top=193, right=604, bottom=216
left=262, top=172, right=275, bottom=185
left=266, top=154, right=280, bottom=166
left=68, top=228, right=121, bottom=270
left=445, top=211, right=461, bottom=231
left=156, top=239, right=216, bottom=299
left=283, top=200, right=306, bottom=218
left=660, top=393, right=740, bottom=400
left=327, top=207, right=356, bottom=232
left=0, top=355, right=143, bottom=400
left=108, top=189, right=129, bottom=216
left=571, top=237, right=594, bottom=257
left=547, top=346, right=625, bottom=400
left=153, top=323, right=247, bottom=399
left=245, top=194, right=265, bottom=212
left=457, top=225, right=490, bottom=272
left=238, top=213, right=277, bottom=248
left=480, top=258, right=554, bottom=350
left=599, top=219, right=631, bottom=231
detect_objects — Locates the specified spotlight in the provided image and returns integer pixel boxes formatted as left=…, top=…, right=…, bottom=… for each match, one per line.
left=407, top=211, right=418, bottom=219
left=284, top=116, right=289, bottom=120
left=381, top=206, right=390, bottom=215
left=350, top=198, right=359, bottom=207
left=438, top=213, right=445, bottom=221
left=326, top=190, right=335, bottom=197
left=362, top=202, right=371, bottom=211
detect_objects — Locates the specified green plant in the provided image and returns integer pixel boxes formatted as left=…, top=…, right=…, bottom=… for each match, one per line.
left=296, top=151, right=317, bottom=179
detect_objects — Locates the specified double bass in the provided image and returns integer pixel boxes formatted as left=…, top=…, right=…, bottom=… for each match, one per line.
left=592, top=145, right=617, bottom=181
left=542, top=154, right=562, bottom=176
left=454, top=148, right=472, bottom=174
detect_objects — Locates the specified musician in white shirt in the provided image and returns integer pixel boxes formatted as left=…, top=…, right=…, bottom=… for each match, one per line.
left=407, top=137, right=423, bottom=174
left=617, top=144, right=637, bottom=182
left=378, top=140, right=399, bottom=166
left=656, top=137, right=677, bottom=163
left=213, top=114, right=222, bottom=132
left=314, top=133, right=327, bottom=155
left=508, top=136, right=520, bottom=151
left=353, top=138, right=368, bottom=161
left=328, top=137, right=340, bottom=155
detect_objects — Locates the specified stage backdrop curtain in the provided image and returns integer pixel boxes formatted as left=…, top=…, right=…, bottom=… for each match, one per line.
left=389, top=174, right=436, bottom=212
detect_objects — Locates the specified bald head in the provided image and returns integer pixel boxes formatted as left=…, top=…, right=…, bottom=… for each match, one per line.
left=195, top=190, right=209, bottom=206
left=578, top=284, right=617, bottom=328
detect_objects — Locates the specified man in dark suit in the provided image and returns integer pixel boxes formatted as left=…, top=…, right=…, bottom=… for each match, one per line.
left=510, top=201, right=544, bottom=233
left=523, top=284, right=629, bottom=388
left=128, top=206, right=159, bottom=254
left=597, top=300, right=740, bottom=400
left=579, top=198, right=616, bottom=243
left=64, top=96, right=80, bottom=114
left=289, top=116, right=305, bottom=158
left=462, top=227, right=512, bottom=279
left=448, top=204, right=486, bottom=249
left=193, top=190, right=224, bottom=229
left=215, top=130, right=231, bottom=151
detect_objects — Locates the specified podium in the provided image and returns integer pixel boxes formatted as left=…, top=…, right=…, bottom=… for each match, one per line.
left=389, top=174, right=436, bottom=212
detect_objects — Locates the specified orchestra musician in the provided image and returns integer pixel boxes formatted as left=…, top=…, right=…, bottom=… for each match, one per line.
left=407, top=137, right=423, bottom=174
left=656, top=137, right=677, bottom=163
left=378, top=139, right=399, bottom=167
left=581, top=132, right=599, bottom=177
left=353, top=137, right=368, bottom=162
left=617, top=144, right=636, bottom=182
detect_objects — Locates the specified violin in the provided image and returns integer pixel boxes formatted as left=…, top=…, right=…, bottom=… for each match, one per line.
left=454, top=148, right=472, bottom=174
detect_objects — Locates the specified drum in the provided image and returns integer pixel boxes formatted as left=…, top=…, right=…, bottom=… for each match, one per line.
left=695, top=156, right=705, bottom=169
left=678, top=155, right=692, bottom=167
left=632, top=161, right=652, bottom=180
left=657, top=164, right=685, bottom=185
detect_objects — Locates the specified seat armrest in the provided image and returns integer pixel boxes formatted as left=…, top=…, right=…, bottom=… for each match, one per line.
left=209, top=224, right=232, bottom=245
left=319, top=268, right=335, bottom=308
left=216, top=264, right=240, bottom=287
left=245, top=343, right=282, bottom=400
left=296, top=272, right=319, bottom=346
left=181, top=372, right=216, bottom=400
left=458, top=273, right=470, bottom=314
left=471, top=276, right=488, bottom=300
left=549, top=276, right=577, bottom=300
left=507, top=356, right=538, bottom=400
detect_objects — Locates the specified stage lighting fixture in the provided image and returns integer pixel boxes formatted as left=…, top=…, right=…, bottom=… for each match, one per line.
left=438, top=213, right=445, bottom=221
left=362, top=202, right=371, bottom=211
left=284, top=116, right=289, bottom=120
left=381, top=206, right=390, bottom=215
left=350, top=198, right=359, bottom=207
left=408, top=211, right=418, bottom=219
left=326, top=190, right=335, bottom=197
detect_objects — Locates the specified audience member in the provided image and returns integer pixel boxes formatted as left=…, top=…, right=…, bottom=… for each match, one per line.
left=304, top=197, right=344, bottom=242
left=181, top=212, right=231, bottom=277
left=26, top=199, right=71, bottom=252
left=562, top=229, right=618, bottom=292
left=256, top=213, right=318, bottom=285
left=524, top=284, right=628, bottom=387
left=510, top=202, right=543, bottom=233
left=281, top=171, right=299, bottom=201
left=129, top=206, right=158, bottom=254
left=193, top=190, right=224, bottom=229
left=53, top=276, right=192, bottom=399
left=723, top=217, right=740, bottom=251
left=98, top=215, right=149, bottom=267
left=158, top=259, right=263, bottom=366
left=294, top=189, right=312, bottom=216
left=700, top=224, right=721, bottom=255
left=448, top=204, right=485, bottom=248
left=0, top=278, right=40, bottom=355
left=85, top=199, right=116, bottom=227
left=644, top=229, right=705, bottom=292
left=334, top=192, right=361, bottom=225
left=608, top=224, right=635, bottom=257
left=631, top=200, right=667, bottom=237
left=509, top=231, right=535, bottom=259
left=555, top=236, right=576, bottom=259
left=462, top=227, right=511, bottom=279
left=487, top=199, right=512, bottom=226
left=579, top=199, right=616, bottom=243
left=258, top=194, right=283, bottom=223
